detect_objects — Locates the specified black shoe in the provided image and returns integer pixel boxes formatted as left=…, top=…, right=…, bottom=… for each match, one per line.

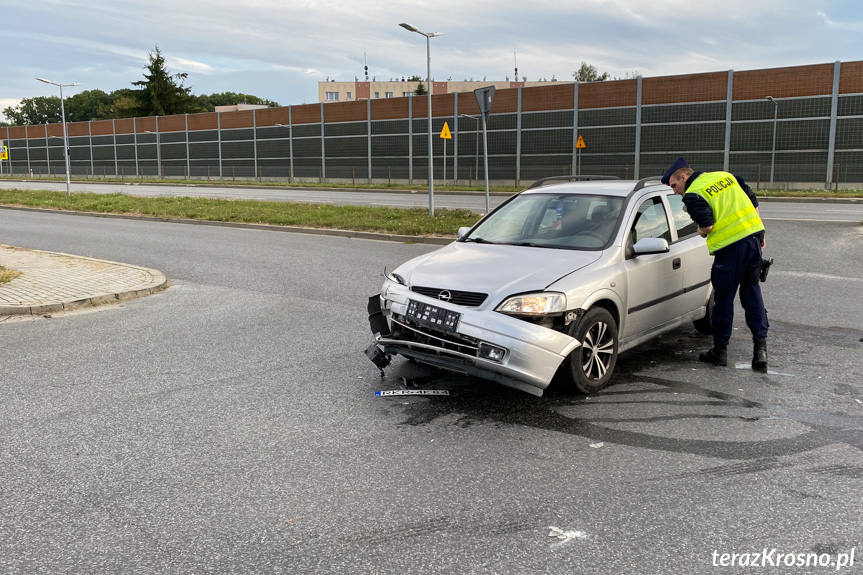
left=699, top=344, right=728, bottom=366
left=752, top=338, right=768, bottom=369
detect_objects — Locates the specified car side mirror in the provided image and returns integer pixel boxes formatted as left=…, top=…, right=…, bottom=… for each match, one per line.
left=632, top=237, right=670, bottom=255
left=457, top=226, right=472, bottom=239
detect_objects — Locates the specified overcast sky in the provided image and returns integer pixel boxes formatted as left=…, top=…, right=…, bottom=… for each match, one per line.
left=2, top=0, right=862, bottom=122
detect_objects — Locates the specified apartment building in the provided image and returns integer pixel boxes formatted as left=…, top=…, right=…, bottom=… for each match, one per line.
left=317, top=78, right=570, bottom=102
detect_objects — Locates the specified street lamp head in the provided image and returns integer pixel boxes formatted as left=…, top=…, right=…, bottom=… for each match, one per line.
left=399, top=23, right=420, bottom=32
left=428, top=32, right=445, bottom=38
left=36, top=77, right=81, bottom=88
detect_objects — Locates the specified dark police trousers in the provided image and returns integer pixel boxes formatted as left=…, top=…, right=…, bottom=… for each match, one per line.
left=710, top=234, right=769, bottom=344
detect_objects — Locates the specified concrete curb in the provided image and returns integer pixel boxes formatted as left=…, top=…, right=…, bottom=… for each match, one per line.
left=0, top=244, right=169, bottom=316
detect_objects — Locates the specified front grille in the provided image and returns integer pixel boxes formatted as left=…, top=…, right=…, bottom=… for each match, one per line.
left=389, top=316, right=480, bottom=357
left=411, top=286, right=487, bottom=307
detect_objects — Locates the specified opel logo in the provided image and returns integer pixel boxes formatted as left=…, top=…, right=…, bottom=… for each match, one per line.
left=438, top=290, right=453, bottom=302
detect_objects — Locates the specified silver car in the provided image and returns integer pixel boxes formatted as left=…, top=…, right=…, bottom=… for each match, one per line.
left=366, top=176, right=713, bottom=396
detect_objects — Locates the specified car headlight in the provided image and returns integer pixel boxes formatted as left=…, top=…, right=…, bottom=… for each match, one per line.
left=496, top=292, right=566, bottom=316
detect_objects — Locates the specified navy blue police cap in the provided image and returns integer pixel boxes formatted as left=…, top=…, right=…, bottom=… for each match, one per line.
left=661, top=157, right=689, bottom=185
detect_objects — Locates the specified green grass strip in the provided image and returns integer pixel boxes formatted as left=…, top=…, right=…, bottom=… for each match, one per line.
left=0, top=188, right=482, bottom=237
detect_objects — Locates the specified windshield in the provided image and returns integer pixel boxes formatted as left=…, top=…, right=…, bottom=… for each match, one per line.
left=464, top=193, right=623, bottom=250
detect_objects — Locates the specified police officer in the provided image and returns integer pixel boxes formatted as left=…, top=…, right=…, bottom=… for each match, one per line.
left=662, top=158, right=769, bottom=369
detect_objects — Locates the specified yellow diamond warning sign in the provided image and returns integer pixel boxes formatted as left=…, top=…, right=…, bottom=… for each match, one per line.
left=575, top=135, right=586, bottom=149
left=440, top=122, right=452, bottom=139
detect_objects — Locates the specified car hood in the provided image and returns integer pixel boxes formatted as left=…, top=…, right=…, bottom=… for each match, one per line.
left=398, top=242, right=601, bottom=307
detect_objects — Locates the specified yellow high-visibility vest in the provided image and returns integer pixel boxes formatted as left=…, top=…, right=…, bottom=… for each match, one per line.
left=687, top=171, right=764, bottom=254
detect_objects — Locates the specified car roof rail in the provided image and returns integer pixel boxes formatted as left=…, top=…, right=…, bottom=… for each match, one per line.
left=632, top=176, right=666, bottom=192
left=526, top=175, right=621, bottom=190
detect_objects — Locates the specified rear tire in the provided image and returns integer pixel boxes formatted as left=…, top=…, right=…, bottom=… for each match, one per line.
left=559, top=307, right=619, bottom=394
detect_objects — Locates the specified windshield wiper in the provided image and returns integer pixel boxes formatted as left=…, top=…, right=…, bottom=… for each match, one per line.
left=502, top=241, right=576, bottom=250
left=464, top=237, right=496, bottom=244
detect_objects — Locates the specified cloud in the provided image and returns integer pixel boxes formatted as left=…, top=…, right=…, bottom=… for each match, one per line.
left=0, top=99, right=23, bottom=123
left=1, top=0, right=861, bottom=111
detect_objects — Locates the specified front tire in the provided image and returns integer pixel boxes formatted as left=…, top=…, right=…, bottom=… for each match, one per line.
left=693, top=291, right=714, bottom=335
left=559, top=307, right=619, bottom=394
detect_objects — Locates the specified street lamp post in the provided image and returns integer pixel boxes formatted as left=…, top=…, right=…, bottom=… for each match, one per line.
left=459, top=114, right=480, bottom=183
left=400, top=22, right=444, bottom=216
left=37, top=77, right=81, bottom=197
left=766, top=96, right=779, bottom=185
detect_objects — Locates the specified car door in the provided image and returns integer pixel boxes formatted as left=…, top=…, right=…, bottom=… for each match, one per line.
left=664, top=192, right=713, bottom=314
left=621, top=194, right=686, bottom=338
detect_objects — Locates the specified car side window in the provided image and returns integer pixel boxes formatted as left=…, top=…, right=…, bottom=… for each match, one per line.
left=630, top=197, right=671, bottom=244
left=666, top=193, right=698, bottom=239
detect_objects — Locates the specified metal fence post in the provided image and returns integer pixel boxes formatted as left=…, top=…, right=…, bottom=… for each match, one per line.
left=289, top=105, right=294, bottom=182
left=89, top=120, right=94, bottom=177
left=634, top=76, right=643, bottom=180
left=515, top=87, right=523, bottom=187
left=45, top=123, right=51, bottom=175
left=112, top=119, right=118, bottom=177
left=133, top=117, right=139, bottom=177
left=217, top=112, right=223, bottom=179
left=723, top=69, right=734, bottom=171
left=185, top=114, right=190, bottom=179
left=320, top=102, right=326, bottom=182
left=253, top=108, right=258, bottom=182
left=571, top=83, right=579, bottom=175
left=155, top=116, right=161, bottom=178
left=826, top=60, right=841, bottom=187
left=367, top=98, right=372, bottom=183
left=453, top=93, right=459, bottom=184
left=408, top=94, right=414, bottom=184
left=25, top=125, right=31, bottom=176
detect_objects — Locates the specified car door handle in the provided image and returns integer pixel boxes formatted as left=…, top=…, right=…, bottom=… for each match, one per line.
left=672, top=258, right=681, bottom=270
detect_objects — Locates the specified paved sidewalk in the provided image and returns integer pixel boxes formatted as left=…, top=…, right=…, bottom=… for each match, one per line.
left=0, top=244, right=168, bottom=315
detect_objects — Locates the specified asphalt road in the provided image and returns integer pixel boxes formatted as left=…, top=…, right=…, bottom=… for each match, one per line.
left=1, top=208, right=862, bottom=574
left=2, top=178, right=863, bottom=219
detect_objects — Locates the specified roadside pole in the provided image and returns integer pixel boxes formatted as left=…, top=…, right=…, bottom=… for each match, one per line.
left=440, top=122, right=452, bottom=184
left=474, top=87, right=495, bottom=214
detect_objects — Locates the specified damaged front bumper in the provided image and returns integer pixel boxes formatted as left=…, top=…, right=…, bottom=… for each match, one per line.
left=365, top=285, right=580, bottom=396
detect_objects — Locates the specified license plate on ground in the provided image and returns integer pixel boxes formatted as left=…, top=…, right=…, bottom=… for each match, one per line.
left=406, top=300, right=461, bottom=332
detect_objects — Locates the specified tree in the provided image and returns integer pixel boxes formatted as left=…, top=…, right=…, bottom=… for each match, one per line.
left=408, top=76, right=427, bottom=96
left=131, top=45, right=195, bottom=116
left=1, top=47, right=277, bottom=126
left=2, top=96, right=63, bottom=125
left=96, top=91, right=142, bottom=119
left=573, top=62, right=610, bottom=82
left=64, top=89, right=114, bottom=122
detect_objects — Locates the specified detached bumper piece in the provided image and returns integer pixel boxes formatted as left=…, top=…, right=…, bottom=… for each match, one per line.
left=366, top=295, right=392, bottom=374
left=368, top=295, right=391, bottom=337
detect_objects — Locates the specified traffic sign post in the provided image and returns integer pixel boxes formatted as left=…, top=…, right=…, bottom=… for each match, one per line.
left=474, top=86, right=495, bottom=213
left=440, top=122, right=452, bottom=183
left=575, top=135, right=586, bottom=176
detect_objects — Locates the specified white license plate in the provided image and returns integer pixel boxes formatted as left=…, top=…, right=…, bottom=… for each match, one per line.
left=405, top=299, right=461, bottom=332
